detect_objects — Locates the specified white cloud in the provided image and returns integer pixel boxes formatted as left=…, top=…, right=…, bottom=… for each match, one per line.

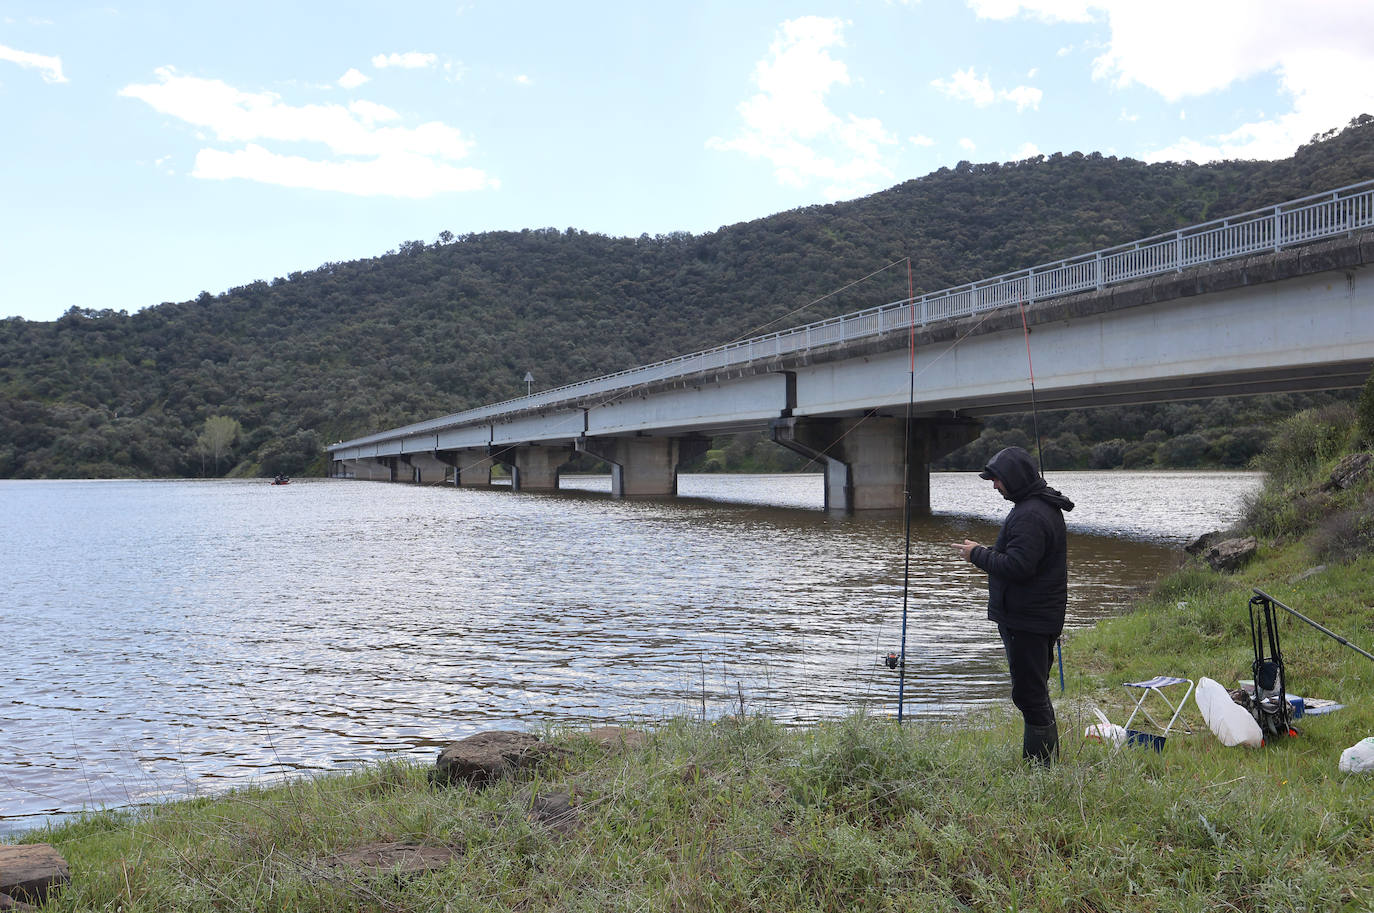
left=931, top=68, right=995, bottom=106
left=1119, top=108, right=1138, bottom=122
left=706, top=16, right=896, bottom=198
left=119, top=67, right=496, bottom=197
left=1001, top=85, right=1042, bottom=112
left=909, top=134, right=935, bottom=146
left=515, top=74, right=532, bottom=86
left=1014, top=141, right=1041, bottom=158
left=931, top=67, right=1041, bottom=111
left=959, top=137, right=977, bottom=151
left=0, top=43, right=67, bottom=83
left=338, top=68, right=369, bottom=89
left=372, top=52, right=438, bottom=70
left=969, top=0, right=1374, bottom=162
left=348, top=100, right=399, bottom=124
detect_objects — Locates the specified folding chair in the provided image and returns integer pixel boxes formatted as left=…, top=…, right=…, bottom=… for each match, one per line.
left=1121, top=675, right=1194, bottom=751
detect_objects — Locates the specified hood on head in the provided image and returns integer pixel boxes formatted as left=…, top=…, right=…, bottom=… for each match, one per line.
left=979, top=446, right=1074, bottom=510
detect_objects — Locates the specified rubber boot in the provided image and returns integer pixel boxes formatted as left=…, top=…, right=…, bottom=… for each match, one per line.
left=1023, top=722, right=1060, bottom=767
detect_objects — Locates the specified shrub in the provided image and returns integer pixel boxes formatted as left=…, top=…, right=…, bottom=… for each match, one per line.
left=1357, top=370, right=1374, bottom=447
left=1157, top=432, right=1209, bottom=467
left=1252, top=404, right=1355, bottom=483
left=1309, top=494, right=1374, bottom=563
left=1242, top=486, right=1306, bottom=540
left=1089, top=438, right=1126, bottom=470
left=1121, top=441, right=1158, bottom=469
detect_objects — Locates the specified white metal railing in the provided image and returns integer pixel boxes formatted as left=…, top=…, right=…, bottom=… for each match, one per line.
left=332, top=179, right=1374, bottom=452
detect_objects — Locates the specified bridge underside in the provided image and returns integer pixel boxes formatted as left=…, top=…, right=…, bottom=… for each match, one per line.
left=330, top=234, right=1374, bottom=512
left=331, top=416, right=975, bottom=513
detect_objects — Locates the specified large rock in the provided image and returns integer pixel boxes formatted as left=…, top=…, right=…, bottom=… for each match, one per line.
left=587, top=726, right=649, bottom=751
left=1323, top=452, right=1374, bottom=491
left=1204, top=536, right=1258, bottom=572
left=431, top=730, right=558, bottom=786
left=1185, top=530, right=1223, bottom=556
left=0, top=844, right=69, bottom=906
left=325, top=842, right=461, bottom=879
left=521, top=788, right=580, bottom=833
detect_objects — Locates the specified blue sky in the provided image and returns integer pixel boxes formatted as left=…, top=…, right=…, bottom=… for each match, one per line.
left=3, top=0, right=1372, bottom=322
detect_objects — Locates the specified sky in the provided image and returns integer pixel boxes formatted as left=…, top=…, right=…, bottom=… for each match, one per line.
left=3, top=0, right=1373, bottom=323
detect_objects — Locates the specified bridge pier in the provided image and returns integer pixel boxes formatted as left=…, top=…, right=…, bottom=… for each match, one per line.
left=491, top=444, right=574, bottom=492
left=405, top=452, right=451, bottom=484
left=435, top=450, right=492, bottom=486
left=772, top=416, right=980, bottom=513
left=344, top=457, right=395, bottom=481
left=576, top=435, right=711, bottom=497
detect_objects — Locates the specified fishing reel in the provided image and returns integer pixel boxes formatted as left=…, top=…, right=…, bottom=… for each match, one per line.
left=884, top=652, right=905, bottom=670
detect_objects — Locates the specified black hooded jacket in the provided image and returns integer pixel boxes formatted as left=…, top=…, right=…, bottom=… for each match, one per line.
left=969, top=447, right=1075, bottom=636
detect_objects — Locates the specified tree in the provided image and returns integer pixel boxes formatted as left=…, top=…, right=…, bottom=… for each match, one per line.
left=197, top=415, right=241, bottom=475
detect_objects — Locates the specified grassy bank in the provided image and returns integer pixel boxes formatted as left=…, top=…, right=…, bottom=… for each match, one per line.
left=14, top=408, right=1374, bottom=912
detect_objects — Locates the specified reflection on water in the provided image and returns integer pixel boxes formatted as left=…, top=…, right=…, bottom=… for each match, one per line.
left=0, top=471, right=1259, bottom=834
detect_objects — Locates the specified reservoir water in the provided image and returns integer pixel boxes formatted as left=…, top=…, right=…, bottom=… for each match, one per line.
left=1, top=471, right=1261, bottom=835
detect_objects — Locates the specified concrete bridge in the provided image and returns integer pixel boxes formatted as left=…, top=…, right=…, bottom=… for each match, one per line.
left=328, top=182, right=1374, bottom=511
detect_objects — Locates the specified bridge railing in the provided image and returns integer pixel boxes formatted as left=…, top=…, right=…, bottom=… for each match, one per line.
left=333, top=179, right=1374, bottom=451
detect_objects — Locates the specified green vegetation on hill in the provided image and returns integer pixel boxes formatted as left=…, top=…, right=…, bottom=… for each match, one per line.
left=13, top=379, right=1374, bottom=911
left=3, top=117, right=1373, bottom=479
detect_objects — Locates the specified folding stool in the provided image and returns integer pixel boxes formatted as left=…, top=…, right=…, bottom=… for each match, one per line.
left=1120, top=675, right=1195, bottom=750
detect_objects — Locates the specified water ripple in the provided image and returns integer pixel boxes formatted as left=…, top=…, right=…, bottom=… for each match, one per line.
left=0, top=471, right=1258, bottom=834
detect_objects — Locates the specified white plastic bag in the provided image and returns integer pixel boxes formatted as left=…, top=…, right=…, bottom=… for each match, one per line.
left=1084, top=706, right=1128, bottom=746
left=1195, top=676, right=1263, bottom=748
left=1339, top=737, right=1374, bottom=773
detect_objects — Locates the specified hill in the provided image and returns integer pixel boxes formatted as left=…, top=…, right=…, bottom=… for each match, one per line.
left=3, top=116, right=1373, bottom=478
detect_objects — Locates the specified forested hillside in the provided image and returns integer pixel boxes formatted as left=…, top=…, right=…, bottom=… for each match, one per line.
left=3, top=117, right=1372, bottom=479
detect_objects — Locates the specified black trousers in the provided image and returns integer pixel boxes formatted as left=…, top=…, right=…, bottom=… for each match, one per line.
left=998, top=624, right=1057, bottom=727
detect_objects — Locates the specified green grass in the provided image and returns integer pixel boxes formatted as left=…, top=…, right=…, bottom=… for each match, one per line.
left=13, top=407, right=1374, bottom=912
left=17, top=687, right=1373, bottom=912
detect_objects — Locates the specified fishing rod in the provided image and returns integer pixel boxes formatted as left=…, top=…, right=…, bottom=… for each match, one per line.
left=1017, top=297, right=1064, bottom=693
left=1017, top=298, right=1046, bottom=478
left=1253, top=588, right=1374, bottom=663
left=897, top=260, right=916, bottom=724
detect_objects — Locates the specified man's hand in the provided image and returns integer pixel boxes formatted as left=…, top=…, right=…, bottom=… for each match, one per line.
left=951, top=539, right=980, bottom=561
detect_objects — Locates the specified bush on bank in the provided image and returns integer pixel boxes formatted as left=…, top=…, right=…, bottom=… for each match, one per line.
left=12, top=405, right=1374, bottom=912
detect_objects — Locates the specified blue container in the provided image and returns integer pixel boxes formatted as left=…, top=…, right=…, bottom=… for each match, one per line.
left=1125, top=729, right=1166, bottom=752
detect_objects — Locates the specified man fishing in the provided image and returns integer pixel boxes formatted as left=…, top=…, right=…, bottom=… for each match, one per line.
left=951, top=445, right=1074, bottom=766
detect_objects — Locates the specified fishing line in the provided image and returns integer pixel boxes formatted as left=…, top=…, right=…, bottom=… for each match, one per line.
left=1016, top=296, right=1065, bottom=693
left=436, top=259, right=916, bottom=484
left=779, top=301, right=1002, bottom=479
left=725, top=257, right=911, bottom=345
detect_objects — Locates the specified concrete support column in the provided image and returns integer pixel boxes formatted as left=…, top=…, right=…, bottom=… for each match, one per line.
left=348, top=457, right=395, bottom=481
left=577, top=435, right=710, bottom=498
left=492, top=445, right=572, bottom=492
left=438, top=450, right=492, bottom=486
left=434, top=451, right=460, bottom=485
left=407, top=452, right=451, bottom=484
left=772, top=416, right=980, bottom=513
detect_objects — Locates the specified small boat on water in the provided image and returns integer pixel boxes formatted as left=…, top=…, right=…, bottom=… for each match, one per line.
left=271, top=475, right=291, bottom=485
